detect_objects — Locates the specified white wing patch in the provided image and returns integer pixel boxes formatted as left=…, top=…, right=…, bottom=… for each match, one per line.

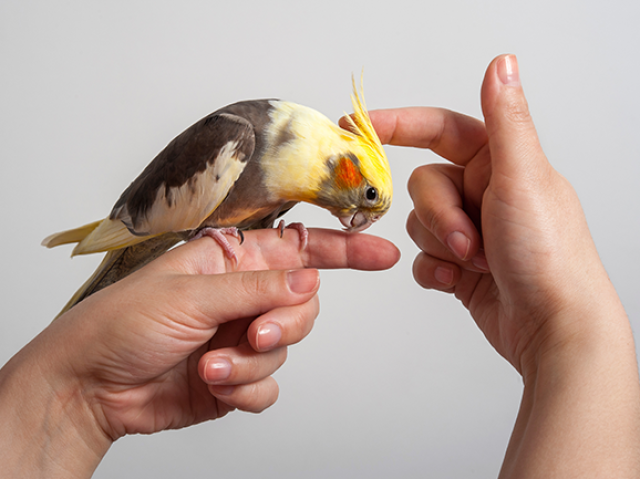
left=122, top=140, right=248, bottom=236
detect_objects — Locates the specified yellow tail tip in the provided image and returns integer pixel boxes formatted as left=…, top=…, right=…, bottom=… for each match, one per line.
left=41, top=220, right=103, bottom=249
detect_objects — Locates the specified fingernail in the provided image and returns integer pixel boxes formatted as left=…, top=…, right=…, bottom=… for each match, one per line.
left=204, top=358, right=231, bottom=384
left=446, top=231, right=471, bottom=261
left=497, top=54, right=520, bottom=86
left=471, top=250, right=490, bottom=272
left=434, top=266, right=454, bottom=286
left=256, top=322, right=282, bottom=351
left=287, top=269, right=319, bottom=294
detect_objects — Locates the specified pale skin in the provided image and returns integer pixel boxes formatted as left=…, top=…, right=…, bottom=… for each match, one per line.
left=364, top=55, right=640, bottom=477
left=0, top=228, right=400, bottom=478
left=1, top=54, right=639, bottom=478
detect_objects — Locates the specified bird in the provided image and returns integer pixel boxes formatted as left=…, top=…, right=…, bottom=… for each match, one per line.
left=42, top=77, right=393, bottom=317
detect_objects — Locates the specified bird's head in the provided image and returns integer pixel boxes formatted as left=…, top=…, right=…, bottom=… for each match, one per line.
left=313, top=76, right=393, bottom=232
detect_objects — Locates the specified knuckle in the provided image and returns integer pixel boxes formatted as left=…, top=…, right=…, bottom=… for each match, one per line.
left=407, top=165, right=432, bottom=194
left=503, top=95, right=533, bottom=126
left=427, top=204, right=450, bottom=234
left=416, top=203, right=451, bottom=245
left=295, top=299, right=318, bottom=334
left=240, top=271, right=275, bottom=298
left=243, top=379, right=279, bottom=413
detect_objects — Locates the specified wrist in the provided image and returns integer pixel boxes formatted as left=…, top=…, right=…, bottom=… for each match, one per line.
left=526, top=307, right=639, bottom=399
left=0, top=332, right=112, bottom=478
left=503, top=294, right=640, bottom=478
left=518, top=268, right=633, bottom=381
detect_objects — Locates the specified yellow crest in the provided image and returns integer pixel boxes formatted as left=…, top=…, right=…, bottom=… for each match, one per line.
left=342, top=73, right=392, bottom=196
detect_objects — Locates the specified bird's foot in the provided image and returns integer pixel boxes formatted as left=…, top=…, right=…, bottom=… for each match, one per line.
left=275, top=220, right=308, bottom=250
left=190, top=227, right=244, bottom=265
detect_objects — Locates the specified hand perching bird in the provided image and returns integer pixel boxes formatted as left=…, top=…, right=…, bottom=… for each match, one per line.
left=42, top=77, right=393, bottom=317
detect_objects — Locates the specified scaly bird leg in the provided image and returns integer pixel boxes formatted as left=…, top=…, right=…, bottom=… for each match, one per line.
left=275, top=220, right=308, bottom=250
left=190, top=227, right=244, bottom=265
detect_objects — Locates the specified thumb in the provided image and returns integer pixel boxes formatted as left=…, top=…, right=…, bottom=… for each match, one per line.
left=481, top=54, right=548, bottom=180
left=185, top=268, right=320, bottom=327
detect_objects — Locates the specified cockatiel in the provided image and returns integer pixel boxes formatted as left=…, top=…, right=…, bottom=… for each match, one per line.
left=43, top=78, right=392, bottom=317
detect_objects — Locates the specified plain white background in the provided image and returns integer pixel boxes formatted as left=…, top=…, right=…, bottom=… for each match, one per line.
left=1, top=1, right=639, bottom=477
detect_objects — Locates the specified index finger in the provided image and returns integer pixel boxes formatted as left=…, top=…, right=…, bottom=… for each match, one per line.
left=290, top=227, right=400, bottom=270
left=246, top=227, right=401, bottom=271
left=172, top=227, right=400, bottom=274
left=342, top=107, right=487, bottom=167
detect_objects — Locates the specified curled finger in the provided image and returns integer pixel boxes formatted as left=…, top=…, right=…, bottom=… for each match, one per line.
left=248, top=295, right=319, bottom=353
left=407, top=210, right=489, bottom=274
left=412, top=251, right=462, bottom=292
left=209, top=376, right=280, bottom=414
left=199, top=342, right=287, bottom=386
left=408, top=163, right=482, bottom=262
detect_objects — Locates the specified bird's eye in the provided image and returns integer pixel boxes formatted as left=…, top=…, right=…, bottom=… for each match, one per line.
left=365, top=187, right=377, bottom=201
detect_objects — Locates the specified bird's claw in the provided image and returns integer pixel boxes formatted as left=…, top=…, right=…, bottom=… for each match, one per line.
left=190, top=227, right=243, bottom=266
left=275, top=220, right=308, bottom=250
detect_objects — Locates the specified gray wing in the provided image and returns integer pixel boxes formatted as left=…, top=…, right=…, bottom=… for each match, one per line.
left=110, top=112, right=257, bottom=236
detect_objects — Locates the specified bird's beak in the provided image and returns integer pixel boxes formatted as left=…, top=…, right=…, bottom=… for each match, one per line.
left=338, top=211, right=380, bottom=232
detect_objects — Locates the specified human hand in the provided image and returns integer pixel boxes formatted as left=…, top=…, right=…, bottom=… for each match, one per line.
left=0, top=228, right=399, bottom=477
left=364, top=55, right=624, bottom=377
left=349, top=55, right=640, bottom=478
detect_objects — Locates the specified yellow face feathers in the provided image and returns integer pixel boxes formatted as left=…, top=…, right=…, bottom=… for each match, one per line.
left=257, top=77, right=393, bottom=231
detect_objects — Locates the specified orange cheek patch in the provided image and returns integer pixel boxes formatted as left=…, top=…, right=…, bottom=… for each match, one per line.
left=334, top=157, right=364, bottom=190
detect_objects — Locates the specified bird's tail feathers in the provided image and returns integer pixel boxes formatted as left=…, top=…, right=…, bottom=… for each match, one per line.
left=41, top=220, right=102, bottom=249
left=54, top=249, right=124, bottom=319
left=53, top=231, right=185, bottom=319
left=73, top=218, right=145, bottom=255
left=42, top=218, right=146, bottom=256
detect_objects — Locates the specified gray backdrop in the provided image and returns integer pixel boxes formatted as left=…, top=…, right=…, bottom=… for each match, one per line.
left=2, top=1, right=638, bottom=477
